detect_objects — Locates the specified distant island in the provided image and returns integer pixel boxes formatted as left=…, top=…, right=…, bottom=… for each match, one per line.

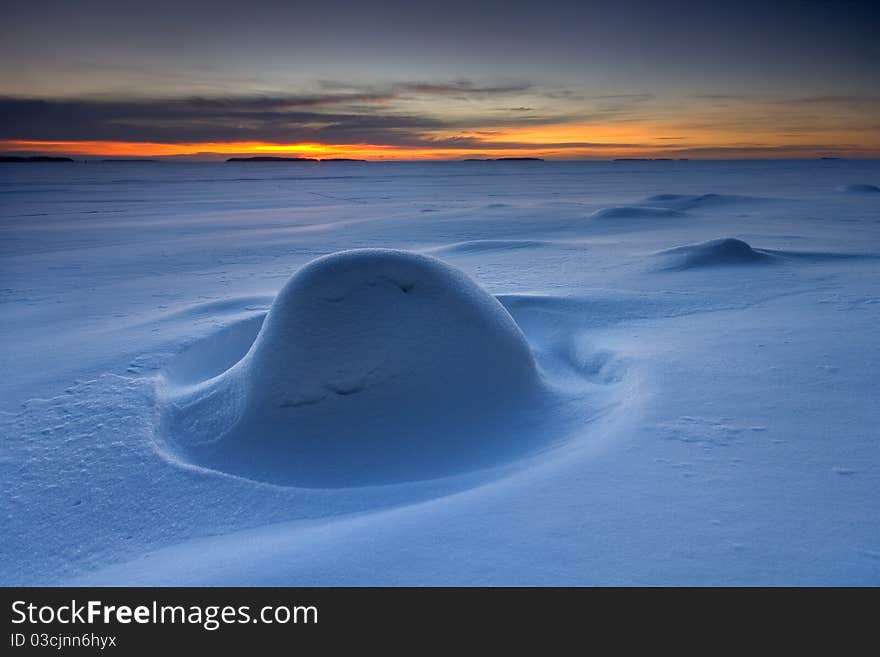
left=226, top=156, right=367, bottom=162
left=227, top=156, right=317, bottom=162
left=613, top=158, right=688, bottom=162
left=0, top=155, right=74, bottom=163
left=462, top=157, right=544, bottom=162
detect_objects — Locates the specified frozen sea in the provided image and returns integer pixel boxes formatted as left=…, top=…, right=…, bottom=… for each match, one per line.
left=1, top=159, right=878, bottom=585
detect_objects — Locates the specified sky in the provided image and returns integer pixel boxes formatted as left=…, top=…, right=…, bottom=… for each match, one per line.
left=1, top=0, right=878, bottom=159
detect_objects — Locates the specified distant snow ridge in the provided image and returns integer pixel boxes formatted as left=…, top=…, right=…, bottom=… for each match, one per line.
left=644, top=193, right=722, bottom=206
left=654, top=238, right=770, bottom=270
left=157, top=249, right=542, bottom=487
left=641, top=193, right=771, bottom=210
left=839, top=183, right=880, bottom=193
left=591, top=206, right=683, bottom=220
left=427, top=239, right=547, bottom=255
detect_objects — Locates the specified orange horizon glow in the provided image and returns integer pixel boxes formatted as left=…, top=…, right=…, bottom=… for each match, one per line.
left=0, top=138, right=652, bottom=160
left=2, top=136, right=876, bottom=160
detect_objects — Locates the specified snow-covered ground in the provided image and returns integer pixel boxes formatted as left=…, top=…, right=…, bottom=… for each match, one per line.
left=1, top=159, right=878, bottom=585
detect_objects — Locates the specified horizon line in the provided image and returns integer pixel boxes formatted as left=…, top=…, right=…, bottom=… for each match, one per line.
left=5, top=157, right=876, bottom=164
left=1, top=140, right=875, bottom=162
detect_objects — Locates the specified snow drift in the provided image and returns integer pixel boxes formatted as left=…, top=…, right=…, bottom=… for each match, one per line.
left=591, top=206, right=684, bottom=220
left=838, top=183, right=880, bottom=193
left=654, top=238, right=770, bottom=270
left=640, top=193, right=772, bottom=210
left=427, top=239, right=547, bottom=255
left=157, top=249, right=543, bottom=487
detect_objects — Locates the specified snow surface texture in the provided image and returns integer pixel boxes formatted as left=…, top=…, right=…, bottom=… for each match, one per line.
left=1, top=159, right=879, bottom=585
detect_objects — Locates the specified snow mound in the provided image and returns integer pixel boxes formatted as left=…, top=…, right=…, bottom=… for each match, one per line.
left=838, top=183, right=880, bottom=193
left=641, top=193, right=770, bottom=210
left=156, top=249, right=542, bottom=487
left=427, top=239, right=547, bottom=255
left=591, top=206, right=684, bottom=220
left=654, top=238, right=770, bottom=270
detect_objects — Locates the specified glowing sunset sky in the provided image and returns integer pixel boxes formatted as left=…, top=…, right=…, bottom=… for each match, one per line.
left=1, top=0, right=878, bottom=159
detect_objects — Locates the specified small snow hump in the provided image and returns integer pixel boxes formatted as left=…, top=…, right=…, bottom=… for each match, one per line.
left=590, top=206, right=683, bottom=220
left=643, top=193, right=720, bottom=206
left=654, top=238, right=770, bottom=270
left=427, top=239, right=546, bottom=255
left=839, top=183, right=880, bottom=193
left=640, top=193, right=771, bottom=211
left=157, top=249, right=542, bottom=487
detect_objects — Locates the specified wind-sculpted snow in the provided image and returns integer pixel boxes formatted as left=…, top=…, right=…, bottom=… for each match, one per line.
left=653, top=238, right=771, bottom=270
left=590, top=206, right=684, bottom=221
left=640, top=193, right=774, bottom=210
left=838, top=183, right=880, bottom=193
left=156, top=249, right=548, bottom=487
left=426, top=239, right=549, bottom=255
